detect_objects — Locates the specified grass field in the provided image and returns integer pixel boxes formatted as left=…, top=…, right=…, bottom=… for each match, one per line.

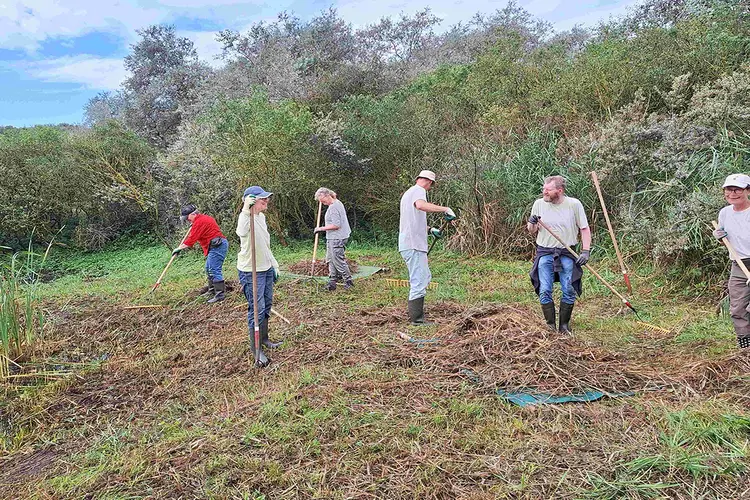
left=1, top=238, right=748, bottom=499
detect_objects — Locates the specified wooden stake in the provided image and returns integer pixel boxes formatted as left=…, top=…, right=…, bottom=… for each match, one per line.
left=591, top=171, right=632, bottom=293
left=311, top=200, right=323, bottom=276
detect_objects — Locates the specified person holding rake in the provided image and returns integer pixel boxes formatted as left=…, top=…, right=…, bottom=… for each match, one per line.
left=237, top=186, right=282, bottom=366
left=713, top=173, right=750, bottom=349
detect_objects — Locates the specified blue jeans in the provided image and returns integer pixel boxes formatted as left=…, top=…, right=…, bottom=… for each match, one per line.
left=538, top=254, right=576, bottom=305
left=205, top=238, right=228, bottom=281
left=400, top=249, right=431, bottom=300
left=239, top=268, right=274, bottom=331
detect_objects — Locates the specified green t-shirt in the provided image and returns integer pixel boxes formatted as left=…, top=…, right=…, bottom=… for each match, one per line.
left=531, top=196, right=588, bottom=248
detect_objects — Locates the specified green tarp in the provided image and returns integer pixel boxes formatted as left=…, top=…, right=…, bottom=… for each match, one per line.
left=496, top=389, right=635, bottom=407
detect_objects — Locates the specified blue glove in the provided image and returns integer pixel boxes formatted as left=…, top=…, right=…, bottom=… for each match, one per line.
left=243, top=195, right=256, bottom=211
left=529, top=215, right=540, bottom=225
left=172, top=248, right=181, bottom=256
left=713, top=228, right=727, bottom=241
left=444, top=208, right=456, bottom=221
left=429, top=227, right=443, bottom=239
left=273, top=267, right=279, bottom=283
left=576, top=250, right=590, bottom=266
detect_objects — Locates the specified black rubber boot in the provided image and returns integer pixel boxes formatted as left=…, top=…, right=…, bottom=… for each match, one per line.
left=408, top=297, right=435, bottom=326
left=260, top=317, right=282, bottom=349
left=559, top=302, right=574, bottom=335
left=344, top=278, right=354, bottom=290
left=541, top=302, right=556, bottom=331
left=327, top=280, right=336, bottom=291
left=207, top=280, right=226, bottom=303
left=249, top=328, right=270, bottom=367
left=739, top=336, right=750, bottom=349
left=199, top=277, right=214, bottom=296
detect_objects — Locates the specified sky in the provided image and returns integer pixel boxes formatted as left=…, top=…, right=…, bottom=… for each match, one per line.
left=0, top=0, right=641, bottom=127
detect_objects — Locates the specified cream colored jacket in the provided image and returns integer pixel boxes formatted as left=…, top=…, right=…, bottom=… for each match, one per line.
left=236, top=210, right=279, bottom=273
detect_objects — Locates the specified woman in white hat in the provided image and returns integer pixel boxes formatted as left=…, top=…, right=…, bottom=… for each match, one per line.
left=713, top=173, right=750, bottom=349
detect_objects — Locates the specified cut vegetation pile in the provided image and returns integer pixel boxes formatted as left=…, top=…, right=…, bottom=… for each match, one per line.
left=286, top=259, right=359, bottom=277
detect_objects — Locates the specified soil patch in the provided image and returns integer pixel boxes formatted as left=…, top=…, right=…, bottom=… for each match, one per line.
left=287, top=259, right=359, bottom=277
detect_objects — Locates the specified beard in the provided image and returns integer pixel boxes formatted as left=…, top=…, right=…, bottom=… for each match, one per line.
left=543, top=192, right=562, bottom=203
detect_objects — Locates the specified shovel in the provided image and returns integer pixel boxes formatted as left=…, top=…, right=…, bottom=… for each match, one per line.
left=249, top=209, right=270, bottom=368
left=712, top=221, right=750, bottom=285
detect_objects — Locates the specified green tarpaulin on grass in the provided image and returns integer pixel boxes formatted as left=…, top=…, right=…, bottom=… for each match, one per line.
left=496, top=389, right=635, bottom=407
left=281, top=265, right=383, bottom=281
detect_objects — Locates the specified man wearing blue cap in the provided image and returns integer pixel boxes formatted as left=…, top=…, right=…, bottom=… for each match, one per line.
left=237, top=186, right=282, bottom=366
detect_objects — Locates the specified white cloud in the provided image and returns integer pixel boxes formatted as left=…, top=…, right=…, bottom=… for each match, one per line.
left=179, top=30, right=225, bottom=68
left=21, top=56, right=127, bottom=90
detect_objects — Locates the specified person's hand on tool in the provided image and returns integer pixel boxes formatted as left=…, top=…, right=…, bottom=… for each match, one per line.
left=528, top=214, right=540, bottom=225
left=713, top=227, right=728, bottom=241
left=444, top=207, right=457, bottom=221
left=576, top=249, right=590, bottom=266
left=429, top=227, right=443, bottom=239
left=313, top=227, right=325, bottom=234
left=273, top=267, right=280, bottom=283
left=172, top=247, right=182, bottom=256
left=243, top=194, right=256, bottom=211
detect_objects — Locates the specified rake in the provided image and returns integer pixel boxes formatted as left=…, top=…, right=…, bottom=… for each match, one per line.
left=385, top=279, right=439, bottom=290
left=148, top=227, right=191, bottom=294
left=536, top=219, right=667, bottom=332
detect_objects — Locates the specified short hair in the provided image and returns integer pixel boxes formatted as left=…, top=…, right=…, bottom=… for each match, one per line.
left=544, top=175, right=567, bottom=191
left=314, top=187, right=336, bottom=201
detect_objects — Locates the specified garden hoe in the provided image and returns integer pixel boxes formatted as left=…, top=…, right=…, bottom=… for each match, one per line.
left=712, top=221, right=750, bottom=286
left=249, top=210, right=270, bottom=368
left=536, top=219, right=661, bottom=329
left=591, top=171, right=632, bottom=293
left=148, top=227, right=191, bottom=295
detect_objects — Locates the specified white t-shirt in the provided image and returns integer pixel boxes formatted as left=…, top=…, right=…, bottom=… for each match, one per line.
left=718, top=204, right=750, bottom=259
left=399, top=184, right=428, bottom=252
left=531, top=196, right=589, bottom=248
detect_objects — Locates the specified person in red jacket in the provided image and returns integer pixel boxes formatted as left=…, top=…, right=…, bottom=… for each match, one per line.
left=172, top=204, right=229, bottom=303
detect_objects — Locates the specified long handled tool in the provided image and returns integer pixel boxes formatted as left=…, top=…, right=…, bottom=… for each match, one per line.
left=427, top=219, right=451, bottom=256
left=149, top=227, right=191, bottom=294
left=310, top=200, right=323, bottom=276
left=712, top=221, right=750, bottom=285
left=536, top=219, right=643, bottom=319
left=249, top=210, right=270, bottom=368
left=591, top=171, right=632, bottom=294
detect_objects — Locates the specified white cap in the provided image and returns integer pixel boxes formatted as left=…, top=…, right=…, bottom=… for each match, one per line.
left=722, top=174, right=750, bottom=189
left=416, top=170, right=436, bottom=182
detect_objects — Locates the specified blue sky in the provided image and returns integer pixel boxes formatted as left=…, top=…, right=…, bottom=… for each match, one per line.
left=0, top=0, right=640, bottom=127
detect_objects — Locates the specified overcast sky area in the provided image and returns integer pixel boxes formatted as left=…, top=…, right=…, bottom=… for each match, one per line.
left=0, top=0, right=642, bottom=127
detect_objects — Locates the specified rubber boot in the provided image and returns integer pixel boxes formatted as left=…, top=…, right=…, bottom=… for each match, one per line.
left=408, top=297, right=435, bottom=326
left=326, top=280, right=336, bottom=291
left=249, top=328, right=270, bottom=367
left=559, top=302, right=574, bottom=335
left=541, top=302, right=556, bottom=331
left=207, top=280, right=226, bottom=303
left=344, top=278, right=354, bottom=290
left=260, top=317, right=282, bottom=349
left=739, top=336, right=750, bottom=349
left=198, top=276, right=214, bottom=296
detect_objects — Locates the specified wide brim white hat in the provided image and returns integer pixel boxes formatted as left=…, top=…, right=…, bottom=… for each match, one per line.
left=416, top=170, right=436, bottom=182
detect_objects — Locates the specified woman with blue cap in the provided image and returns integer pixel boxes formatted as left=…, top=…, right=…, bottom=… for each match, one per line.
left=236, top=186, right=282, bottom=366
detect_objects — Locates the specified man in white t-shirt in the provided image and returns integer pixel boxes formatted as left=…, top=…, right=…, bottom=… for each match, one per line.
left=527, top=175, right=592, bottom=334
left=399, top=170, right=456, bottom=325
left=713, top=173, right=750, bottom=349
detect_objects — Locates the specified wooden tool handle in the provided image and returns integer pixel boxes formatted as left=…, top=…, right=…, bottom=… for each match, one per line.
left=712, top=221, right=750, bottom=281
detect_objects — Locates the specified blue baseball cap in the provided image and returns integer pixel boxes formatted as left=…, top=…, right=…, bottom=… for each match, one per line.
left=243, top=186, right=273, bottom=199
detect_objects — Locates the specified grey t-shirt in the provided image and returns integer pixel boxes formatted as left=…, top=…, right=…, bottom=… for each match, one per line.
left=325, top=199, right=351, bottom=240
left=719, top=204, right=750, bottom=260
left=530, top=196, right=589, bottom=248
left=399, top=184, right=428, bottom=252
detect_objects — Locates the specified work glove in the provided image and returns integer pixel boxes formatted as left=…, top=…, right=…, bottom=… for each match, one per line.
left=444, top=208, right=457, bottom=221
left=273, top=267, right=279, bottom=283
left=713, top=227, right=727, bottom=241
left=576, top=250, right=590, bottom=266
left=528, top=215, right=540, bottom=225
left=243, top=195, right=256, bottom=211
left=172, top=248, right=182, bottom=256
left=429, top=227, right=443, bottom=239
